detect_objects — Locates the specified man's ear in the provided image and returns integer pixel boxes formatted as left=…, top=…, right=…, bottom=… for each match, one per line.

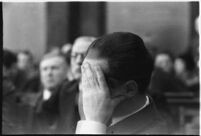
left=124, top=80, right=138, bottom=97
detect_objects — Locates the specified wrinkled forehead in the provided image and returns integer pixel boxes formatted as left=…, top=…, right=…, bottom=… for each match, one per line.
left=72, top=40, right=92, bottom=54
left=40, top=56, right=66, bottom=68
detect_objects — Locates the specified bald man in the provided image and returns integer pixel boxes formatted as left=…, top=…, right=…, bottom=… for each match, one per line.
left=70, top=36, right=96, bottom=80
left=57, top=36, right=97, bottom=133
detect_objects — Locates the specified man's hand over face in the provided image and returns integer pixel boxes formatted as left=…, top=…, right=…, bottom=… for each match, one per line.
left=79, top=62, right=124, bottom=125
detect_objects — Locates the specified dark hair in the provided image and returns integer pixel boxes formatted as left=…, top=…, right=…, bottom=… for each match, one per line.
left=3, top=49, right=17, bottom=69
left=88, top=32, right=154, bottom=94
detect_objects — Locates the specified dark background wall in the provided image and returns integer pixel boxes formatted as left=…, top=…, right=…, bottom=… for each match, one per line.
left=46, top=3, right=69, bottom=50
left=3, top=3, right=47, bottom=61
left=107, top=2, right=192, bottom=57
left=46, top=2, right=105, bottom=50
left=3, top=2, right=199, bottom=61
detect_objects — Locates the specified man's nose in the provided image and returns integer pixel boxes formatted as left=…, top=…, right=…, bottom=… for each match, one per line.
left=46, top=68, right=53, bottom=76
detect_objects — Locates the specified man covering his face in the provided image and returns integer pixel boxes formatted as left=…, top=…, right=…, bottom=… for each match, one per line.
left=75, top=32, right=168, bottom=134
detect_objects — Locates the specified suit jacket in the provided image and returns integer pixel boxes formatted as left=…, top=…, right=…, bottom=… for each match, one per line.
left=25, top=83, right=60, bottom=134
left=3, top=78, right=22, bottom=134
left=20, top=79, right=80, bottom=134
left=21, top=79, right=168, bottom=134
left=59, top=82, right=168, bottom=134
left=107, top=96, right=168, bottom=134
left=58, top=80, right=80, bottom=134
left=61, top=86, right=168, bottom=134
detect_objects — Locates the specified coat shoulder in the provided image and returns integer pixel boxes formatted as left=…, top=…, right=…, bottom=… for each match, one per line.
left=60, top=80, right=79, bottom=94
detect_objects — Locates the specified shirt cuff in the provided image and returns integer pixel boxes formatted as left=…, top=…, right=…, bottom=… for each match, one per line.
left=76, top=120, right=107, bottom=134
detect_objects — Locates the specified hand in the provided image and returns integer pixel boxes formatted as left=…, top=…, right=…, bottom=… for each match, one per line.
left=78, top=62, right=124, bottom=125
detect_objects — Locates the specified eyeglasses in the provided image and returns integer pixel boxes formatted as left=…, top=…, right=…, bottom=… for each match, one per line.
left=71, top=52, right=86, bottom=60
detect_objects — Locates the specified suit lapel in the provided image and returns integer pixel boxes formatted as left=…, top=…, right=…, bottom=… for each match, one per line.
left=35, top=90, right=43, bottom=113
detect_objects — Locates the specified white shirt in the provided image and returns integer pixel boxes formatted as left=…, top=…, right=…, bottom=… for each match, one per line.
left=76, top=96, right=150, bottom=134
left=43, top=89, right=52, bottom=101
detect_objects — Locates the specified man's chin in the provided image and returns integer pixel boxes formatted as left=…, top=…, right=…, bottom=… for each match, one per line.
left=72, top=71, right=81, bottom=80
left=74, top=73, right=81, bottom=80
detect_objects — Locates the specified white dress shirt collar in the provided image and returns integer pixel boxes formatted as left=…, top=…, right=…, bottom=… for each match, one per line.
left=110, top=95, right=150, bottom=126
left=43, top=89, right=52, bottom=101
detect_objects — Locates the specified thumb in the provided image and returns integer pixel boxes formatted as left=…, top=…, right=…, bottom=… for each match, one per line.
left=111, top=95, right=126, bottom=108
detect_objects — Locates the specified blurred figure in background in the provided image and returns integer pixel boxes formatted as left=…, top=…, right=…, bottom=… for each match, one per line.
left=15, top=50, right=39, bottom=91
left=149, top=53, right=189, bottom=94
left=173, top=15, right=199, bottom=135
left=61, top=43, right=74, bottom=81
left=148, top=53, right=188, bottom=133
left=174, top=14, right=199, bottom=96
left=40, top=52, right=68, bottom=94
left=174, top=52, right=199, bottom=95
left=70, top=36, right=96, bottom=80
left=3, top=49, right=18, bottom=94
left=176, top=13, right=199, bottom=93
left=61, top=43, right=72, bottom=58
left=150, top=53, right=175, bottom=94
left=58, top=36, right=96, bottom=133
left=19, top=51, right=72, bottom=134
left=154, top=53, right=174, bottom=73
left=174, top=57, right=186, bottom=79
left=3, top=49, right=23, bottom=134
left=17, top=50, right=34, bottom=71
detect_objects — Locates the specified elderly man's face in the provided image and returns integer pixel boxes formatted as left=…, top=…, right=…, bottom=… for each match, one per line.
left=40, top=56, right=67, bottom=90
left=71, top=40, right=92, bottom=80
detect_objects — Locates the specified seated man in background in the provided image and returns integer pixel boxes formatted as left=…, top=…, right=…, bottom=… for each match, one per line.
left=3, top=49, right=18, bottom=96
left=17, top=50, right=34, bottom=72
left=76, top=32, right=168, bottom=134
left=15, top=50, right=38, bottom=90
left=70, top=36, right=96, bottom=81
left=20, top=52, right=70, bottom=134
left=61, top=43, right=73, bottom=81
left=59, top=36, right=96, bottom=133
left=174, top=56, right=199, bottom=93
left=148, top=53, right=179, bottom=132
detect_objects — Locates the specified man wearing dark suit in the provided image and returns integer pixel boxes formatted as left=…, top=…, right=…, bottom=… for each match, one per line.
left=75, top=32, right=169, bottom=134
left=59, top=80, right=80, bottom=134
left=20, top=52, right=74, bottom=134
left=106, top=97, right=167, bottom=134
left=70, top=36, right=97, bottom=81
left=58, top=36, right=96, bottom=133
left=22, top=37, right=96, bottom=134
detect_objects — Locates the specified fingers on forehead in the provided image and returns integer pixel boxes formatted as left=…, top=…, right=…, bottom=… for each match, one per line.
left=84, top=63, right=94, bottom=77
left=94, top=66, right=103, bottom=78
left=81, top=63, right=94, bottom=85
left=94, top=66, right=107, bottom=87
